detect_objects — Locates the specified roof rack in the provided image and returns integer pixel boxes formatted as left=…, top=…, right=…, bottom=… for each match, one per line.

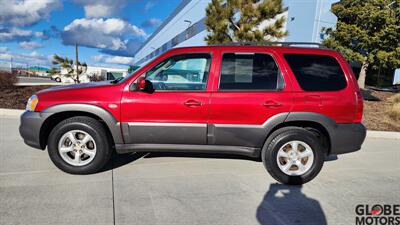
left=211, top=42, right=326, bottom=48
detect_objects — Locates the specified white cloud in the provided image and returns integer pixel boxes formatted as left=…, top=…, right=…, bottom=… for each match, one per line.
left=0, top=50, right=49, bottom=65
left=0, top=27, right=35, bottom=42
left=91, top=54, right=134, bottom=65
left=0, top=0, right=62, bottom=26
left=19, top=41, right=43, bottom=49
left=91, top=54, right=104, bottom=62
left=84, top=4, right=113, bottom=18
left=143, top=1, right=156, bottom=12
left=0, top=46, right=8, bottom=53
left=62, top=18, right=146, bottom=55
left=72, top=0, right=127, bottom=18
left=29, top=51, right=41, bottom=57
left=141, top=18, right=162, bottom=28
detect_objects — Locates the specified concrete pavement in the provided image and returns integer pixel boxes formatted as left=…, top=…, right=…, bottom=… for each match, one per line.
left=1, top=116, right=399, bottom=225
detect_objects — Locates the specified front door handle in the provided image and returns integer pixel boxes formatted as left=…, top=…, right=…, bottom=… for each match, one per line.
left=184, top=99, right=202, bottom=107
left=263, top=100, right=282, bottom=108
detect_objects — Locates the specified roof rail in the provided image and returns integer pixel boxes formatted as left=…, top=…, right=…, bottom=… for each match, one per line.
left=211, top=42, right=327, bottom=48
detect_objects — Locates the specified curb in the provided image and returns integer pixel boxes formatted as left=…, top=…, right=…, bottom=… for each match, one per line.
left=366, top=130, right=400, bottom=140
left=0, top=108, right=24, bottom=117
left=1, top=108, right=400, bottom=140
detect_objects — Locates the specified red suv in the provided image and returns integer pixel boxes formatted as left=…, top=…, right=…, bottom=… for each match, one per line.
left=20, top=44, right=366, bottom=184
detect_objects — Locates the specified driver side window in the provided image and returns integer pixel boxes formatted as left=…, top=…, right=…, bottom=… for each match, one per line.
left=145, top=53, right=211, bottom=91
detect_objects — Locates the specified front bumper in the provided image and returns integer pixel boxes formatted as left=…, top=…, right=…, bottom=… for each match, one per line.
left=19, top=111, right=52, bottom=150
left=330, top=123, right=366, bottom=155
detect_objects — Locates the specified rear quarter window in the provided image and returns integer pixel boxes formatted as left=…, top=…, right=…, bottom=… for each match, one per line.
left=284, top=54, right=347, bottom=91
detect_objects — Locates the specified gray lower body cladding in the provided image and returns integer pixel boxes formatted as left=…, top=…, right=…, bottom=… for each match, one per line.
left=118, top=112, right=366, bottom=156
left=115, top=143, right=260, bottom=157
left=20, top=108, right=366, bottom=157
left=329, top=123, right=366, bottom=154
left=19, top=111, right=52, bottom=149
left=122, top=122, right=207, bottom=144
left=19, top=105, right=124, bottom=150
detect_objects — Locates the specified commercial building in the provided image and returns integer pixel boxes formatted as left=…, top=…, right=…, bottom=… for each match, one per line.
left=133, top=0, right=338, bottom=66
left=84, top=66, right=128, bottom=79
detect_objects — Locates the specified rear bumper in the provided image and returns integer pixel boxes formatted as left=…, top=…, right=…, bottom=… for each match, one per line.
left=19, top=111, right=52, bottom=150
left=330, top=123, right=366, bottom=155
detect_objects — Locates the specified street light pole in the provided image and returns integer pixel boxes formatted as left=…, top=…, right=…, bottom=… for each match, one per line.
left=75, top=43, right=79, bottom=83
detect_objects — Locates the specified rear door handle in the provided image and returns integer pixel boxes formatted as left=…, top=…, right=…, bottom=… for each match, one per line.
left=263, top=100, right=282, bottom=108
left=184, top=99, right=202, bottom=107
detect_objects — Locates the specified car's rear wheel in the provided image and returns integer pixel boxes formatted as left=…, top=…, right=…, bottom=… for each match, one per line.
left=55, top=77, right=61, bottom=82
left=47, top=116, right=112, bottom=174
left=262, top=127, right=325, bottom=185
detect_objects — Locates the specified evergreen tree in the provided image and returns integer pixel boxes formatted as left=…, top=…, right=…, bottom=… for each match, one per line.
left=322, top=0, right=400, bottom=89
left=52, top=54, right=87, bottom=82
left=205, top=0, right=288, bottom=45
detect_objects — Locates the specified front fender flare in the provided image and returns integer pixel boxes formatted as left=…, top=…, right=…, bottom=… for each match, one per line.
left=42, top=103, right=123, bottom=144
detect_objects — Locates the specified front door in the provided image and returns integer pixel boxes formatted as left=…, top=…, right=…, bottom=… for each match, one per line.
left=121, top=52, right=215, bottom=144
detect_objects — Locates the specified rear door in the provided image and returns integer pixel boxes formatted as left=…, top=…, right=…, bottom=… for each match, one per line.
left=208, top=48, right=293, bottom=148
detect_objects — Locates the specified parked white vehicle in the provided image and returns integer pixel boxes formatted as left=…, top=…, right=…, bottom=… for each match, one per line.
left=51, top=74, right=62, bottom=82
left=51, top=73, right=93, bottom=83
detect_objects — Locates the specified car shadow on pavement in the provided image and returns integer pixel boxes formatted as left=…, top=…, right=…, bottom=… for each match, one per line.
left=99, top=151, right=261, bottom=172
left=256, top=183, right=327, bottom=225
left=101, top=152, right=338, bottom=172
left=101, top=152, right=148, bottom=171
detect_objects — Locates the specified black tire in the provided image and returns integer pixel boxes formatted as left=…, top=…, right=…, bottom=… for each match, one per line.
left=55, top=77, right=61, bottom=82
left=261, top=126, right=325, bottom=185
left=47, top=116, right=112, bottom=174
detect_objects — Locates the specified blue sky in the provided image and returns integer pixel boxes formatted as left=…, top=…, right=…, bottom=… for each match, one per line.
left=0, top=0, right=181, bottom=68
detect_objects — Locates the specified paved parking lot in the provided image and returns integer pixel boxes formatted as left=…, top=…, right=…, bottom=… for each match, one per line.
left=1, top=116, right=399, bottom=225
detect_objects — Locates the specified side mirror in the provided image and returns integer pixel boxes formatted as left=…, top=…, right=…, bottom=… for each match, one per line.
left=136, top=77, right=155, bottom=93
left=137, top=77, right=146, bottom=90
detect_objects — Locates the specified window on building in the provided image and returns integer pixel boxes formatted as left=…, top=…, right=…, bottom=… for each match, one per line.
left=219, top=53, right=281, bottom=90
left=162, top=43, right=168, bottom=52
left=171, top=36, right=180, bottom=47
left=145, top=53, right=211, bottom=91
left=186, top=23, right=197, bottom=39
left=197, top=18, right=206, bottom=32
left=178, top=32, right=186, bottom=43
left=284, top=54, right=347, bottom=91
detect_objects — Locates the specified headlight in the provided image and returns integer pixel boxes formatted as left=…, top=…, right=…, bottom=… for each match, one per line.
left=26, top=95, right=39, bottom=111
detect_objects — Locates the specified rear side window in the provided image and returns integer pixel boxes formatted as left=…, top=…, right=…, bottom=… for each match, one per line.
left=284, top=54, right=347, bottom=91
left=219, top=53, right=281, bottom=90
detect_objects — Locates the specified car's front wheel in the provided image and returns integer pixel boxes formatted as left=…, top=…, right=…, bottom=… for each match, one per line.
left=262, top=127, right=325, bottom=185
left=47, top=116, right=112, bottom=174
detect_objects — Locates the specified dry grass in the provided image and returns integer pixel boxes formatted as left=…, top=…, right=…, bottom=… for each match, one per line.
left=386, top=94, right=400, bottom=127
left=0, top=86, right=50, bottom=109
left=362, top=90, right=400, bottom=131
left=0, top=72, right=17, bottom=88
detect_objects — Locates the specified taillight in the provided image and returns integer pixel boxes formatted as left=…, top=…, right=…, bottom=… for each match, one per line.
left=354, top=91, right=363, bottom=123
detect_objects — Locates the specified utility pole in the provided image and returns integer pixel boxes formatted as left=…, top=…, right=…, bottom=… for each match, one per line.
left=10, top=57, right=12, bottom=73
left=75, top=43, right=79, bottom=83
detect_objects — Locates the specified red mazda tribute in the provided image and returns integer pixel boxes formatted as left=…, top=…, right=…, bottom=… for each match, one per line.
left=20, top=44, right=366, bottom=184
